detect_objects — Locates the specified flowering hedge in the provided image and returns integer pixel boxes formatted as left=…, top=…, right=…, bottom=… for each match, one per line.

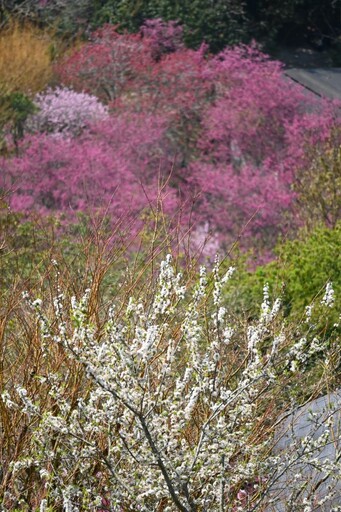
left=1, top=253, right=339, bottom=510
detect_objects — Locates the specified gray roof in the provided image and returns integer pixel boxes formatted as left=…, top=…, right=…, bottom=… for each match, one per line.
left=285, top=68, right=341, bottom=100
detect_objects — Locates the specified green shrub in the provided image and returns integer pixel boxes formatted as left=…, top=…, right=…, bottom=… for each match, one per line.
left=227, top=223, right=341, bottom=320
left=294, top=136, right=341, bottom=230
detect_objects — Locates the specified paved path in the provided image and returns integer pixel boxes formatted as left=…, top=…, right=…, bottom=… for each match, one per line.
left=285, top=68, right=341, bottom=100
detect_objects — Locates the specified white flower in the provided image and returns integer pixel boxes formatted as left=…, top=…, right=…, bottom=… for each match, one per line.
left=40, top=499, right=48, bottom=512
left=321, top=282, right=335, bottom=307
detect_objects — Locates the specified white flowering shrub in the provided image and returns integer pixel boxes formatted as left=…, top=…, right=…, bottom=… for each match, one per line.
left=27, top=87, right=109, bottom=136
left=0, top=256, right=340, bottom=511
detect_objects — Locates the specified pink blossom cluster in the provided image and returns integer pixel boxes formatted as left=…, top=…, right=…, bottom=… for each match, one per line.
left=140, top=18, right=184, bottom=60
left=1, top=113, right=177, bottom=229
left=1, top=25, right=340, bottom=256
left=187, top=45, right=339, bottom=253
left=56, top=25, right=155, bottom=102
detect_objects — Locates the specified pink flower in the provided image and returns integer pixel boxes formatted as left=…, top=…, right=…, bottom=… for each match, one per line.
left=237, top=489, right=248, bottom=502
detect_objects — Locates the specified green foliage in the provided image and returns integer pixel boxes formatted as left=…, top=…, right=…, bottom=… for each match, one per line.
left=228, top=223, right=341, bottom=319
left=7, top=92, right=36, bottom=122
left=0, top=91, right=37, bottom=146
left=2, top=0, right=341, bottom=53
left=92, top=0, right=249, bottom=51
left=0, top=203, right=45, bottom=286
left=0, top=203, right=90, bottom=292
left=0, top=200, right=139, bottom=311
left=41, top=0, right=96, bottom=40
left=248, top=0, right=341, bottom=48
left=294, top=136, right=341, bottom=229
left=0, top=1, right=95, bottom=40
left=86, top=0, right=341, bottom=51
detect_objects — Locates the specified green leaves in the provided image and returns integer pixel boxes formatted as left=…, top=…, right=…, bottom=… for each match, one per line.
left=295, top=138, right=341, bottom=229
left=91, top=0, right=248, bottom=51
left=0, top=89, right=37, bottom=149
left=227, top=222, right=341, bottom=322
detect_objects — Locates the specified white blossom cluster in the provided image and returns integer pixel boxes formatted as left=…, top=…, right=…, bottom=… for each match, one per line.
left=321, top=281, right=335, bottom=308
left=2, top=255, right=339, bottom=511
left=27, top=86, right=109, bottom=137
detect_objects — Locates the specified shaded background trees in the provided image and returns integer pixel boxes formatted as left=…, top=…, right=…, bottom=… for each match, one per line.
left=246, top=0, right=341, bottom=49
left=1, top=0, right=340, bottom=55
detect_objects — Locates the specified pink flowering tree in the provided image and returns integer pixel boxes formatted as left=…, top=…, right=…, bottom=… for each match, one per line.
left=57, top=21, right=187, bottom=103
left=186, top=45, right=339, bottom=255
left=121, top=44, right=212, bottom=175
left=56, top=25, right=155, bottom=102
left=140, top=18, right=185, bottom=61
left=0, top=113, right=178, bottom=230
left=56, top=24, right=210, bottom=171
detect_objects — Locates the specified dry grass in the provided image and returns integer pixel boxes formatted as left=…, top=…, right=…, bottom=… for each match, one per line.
left=0, top=20, right=56, bottom=96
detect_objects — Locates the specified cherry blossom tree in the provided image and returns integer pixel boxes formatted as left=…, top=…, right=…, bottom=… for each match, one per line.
left=27, top=87, right=109, bottom=136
